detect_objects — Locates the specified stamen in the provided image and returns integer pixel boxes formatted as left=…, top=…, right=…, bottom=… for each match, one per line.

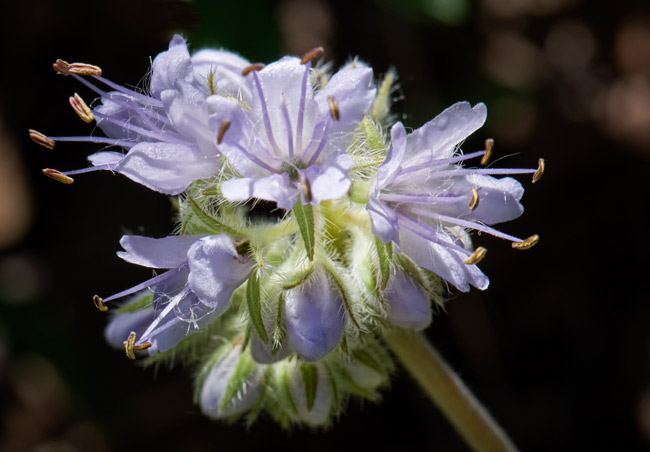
left=29, top=129, right=55, bottom=149
left=481, top=138, right=494, bottom=165
left=469, top=187, right=479, bottom=210
left=241, top=63, right=265, bottom=76
left=512, top=234, right=539, bottom=250
left=217, top=119, right=231, bottom=144
left=134, top=341, right=152, bottom=351
left=299, top=172, right=312, bottom=202
left=68, top=62, right=102, bottom=76
left=93, top=295, right=108, bottom=312
left=328, top=95, right=340, bottom=121
left=42, top=168, right=74, bottom=184
left=300, top=47, right=325, bottom=64
left=532, top=158, right=545, bottom=183
left=69, top=93, right=94, bottom=123
left=52, top=59, right=71, bottom=75
left=124, top=331, right=137, bottom=359
left=463, top=247, right=487, bottom=265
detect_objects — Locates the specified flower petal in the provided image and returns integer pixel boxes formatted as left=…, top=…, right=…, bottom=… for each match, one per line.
left=249, top=330, right=292, bottom=364
left=104, top=303, right=155, bottom=349
left=191, top=49, right=252, bottom=102
left=117, top=234, right=202, bottom=268
left=150, top=34, right=193, bottom=97
left=302, top=153, right=353, bottom=205
left=367, top=198, right=400, bottom=244
left=221, top=173, right=298, bottom=210
left=383, top=270, right=432, bottom=329
left=375, top=122, right=407, bottom=189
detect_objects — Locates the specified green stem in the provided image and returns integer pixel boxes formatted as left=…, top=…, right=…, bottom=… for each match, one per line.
left=385, top=329, right=519, bottom=452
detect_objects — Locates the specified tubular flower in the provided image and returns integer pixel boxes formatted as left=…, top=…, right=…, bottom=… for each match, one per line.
left=34, top=34, right=251, bottom=194
left=209, top=51, right=376, bottom=209
left=367, top=102, right=542, bottom=292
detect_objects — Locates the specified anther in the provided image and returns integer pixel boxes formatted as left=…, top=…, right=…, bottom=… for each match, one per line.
left=298, top=172, right=312, bottom=203
left=241, top=63, right=265, bottom=76
left=93, top=295, right=108, bottom=312
left=69, top=93, right=94, bottom=123
left=217, top=119, right=231, bottom=144
left=29, top=129, right=56, bottom=149
left=328, top=95, right=340, bottom=121
left=481, top=138, right=494, bottom=165
left=512, top=234, right=539, bottom=250
left=42, top=168, right=74, bottom=184
left=469, top=187, right=479, bottom=210
left=300, top=47, right=325, bottom=64
left=124, top=332, right=137, bottom=359
left=68, top=62, right=102, bottom=76
left=53, top=59, right=71, bottom=75
left=532, top=158, right=545, bottom=184
left=463, top=247, right=487, bottom=265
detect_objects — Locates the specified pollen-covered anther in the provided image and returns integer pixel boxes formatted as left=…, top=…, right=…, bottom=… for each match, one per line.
left=298, top=172, right=312, bottom=202
left=512, top=234, right=540, bottom=250
left=469, top=187, right=479, bottom=210
left=463, top=247, right=487, bottom=265
left=300, top=46, right=325, bottom=64
left=532, top=158, right=545, bottom=184
left=42, top=168, right=74, bottom=184
left=67, top=62, right=102, bottom=76
left=241, top=63, right=265, bottom=76
left=52, top=59, right=71, bottom=75
left=124, top=331, right=150, bottom=359
left=93, top=295, right=108, bottom=312
left=217, top=119, right=231, bottom=144
left=328, top=95, right=340, bottom=121
left=29, top=129, right=56, bottom=149
left=69, top=93, right=94, bottom=123
left=481, top=138, right=494, bottom=165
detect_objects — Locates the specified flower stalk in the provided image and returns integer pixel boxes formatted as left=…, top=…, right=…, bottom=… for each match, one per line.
left=385, top=329, right=518, bottom=452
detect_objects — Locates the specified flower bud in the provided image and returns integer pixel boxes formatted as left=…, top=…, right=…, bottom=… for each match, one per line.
left=281, top=361, right=333, bottom=426
left=249, top=329, right=292, bottom=364
left=383, top=269, right=432, bottom=329
left=284, top=267, right=345, bottom=362
left=199, top=342, right=263, bottom=420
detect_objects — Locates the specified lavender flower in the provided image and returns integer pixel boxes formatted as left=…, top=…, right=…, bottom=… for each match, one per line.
left=209, top=50, right=376, bottom=209
left=33, top=35, right=251, bottom=194
left=96, top=234, right=252, bottom=356
left=367, top=101, right=543, bottom=292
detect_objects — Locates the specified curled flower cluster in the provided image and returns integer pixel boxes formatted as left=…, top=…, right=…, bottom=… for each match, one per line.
left=32, top=35, right=543, bottom=426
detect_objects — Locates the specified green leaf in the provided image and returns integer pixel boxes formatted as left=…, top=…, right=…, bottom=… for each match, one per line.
left=186, top=195, right=241, bottom=236
left=219, top=351, right=256, bottom=412
left=292, top=199, right=315, bottom=260
left=246, top=271, right=268, bottom=343
left=300, top=363, right=319, bottom=412
left=375, top=237, right=393, bottom=290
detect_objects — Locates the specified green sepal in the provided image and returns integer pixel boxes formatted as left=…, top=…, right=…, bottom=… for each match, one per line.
left=246, top=271, right=268, bottom=343
left=276, top=364, right=299, bottom=415
left=394, top=252, right=429, bottom=291
left=322, top=259, right=361, bottom=329
left=375, top=237, right=393, bottom=290
left=281, top=265, right=315, bottom=290
left=219, top=351, right=256, bottom=412
left=115, top=293, right=153, bottom=314
left=361, top=117, right=385, bottom=155
left=186, top=195, right=241, bottom=236
left=272, top=294, right=287, bottom=353
left=193, top=341, right=233, bottom=402
left=300, top=362, right=319, bottom=412
left=292, top=199, right=315, bottom=260
left=323, top=363, right=341, bottom=414
left=352, top=348, right=387, bottom=377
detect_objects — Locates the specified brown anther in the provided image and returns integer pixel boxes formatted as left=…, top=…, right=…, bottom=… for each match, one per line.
left=29, top=129, right=56, bottom=149
left=217, top=119, right=231, bottom=144
left=328, top=95, right=340, bottom=121
left=512, top=234, right=540, bottom=250
left=300, top=46, right=325, bottom=64
left=124, top=331, right=137, bottom=360
left=532, top=158, right=545, bottom=184
left=481, top=138, right=494, bottom=165
left=299, top=172, right=312, bottom=203
left=69, top=93, right=94, bottom=123
left=134, top=341, right=152, bottom=351
left=241, top=63, right=265, bottom=76
left=463, top=247, right=487, bottom=265
left=469, top=187, right=479, bottom=211
left=93, top=295, right=108, bottom=312
left=68, top=62, right=102, bottom=76
left=42, top=168, right=74, bottom=184
left=53, top=59, right=71, bottom=75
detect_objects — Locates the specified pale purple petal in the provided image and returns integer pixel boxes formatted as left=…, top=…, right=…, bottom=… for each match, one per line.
left=249, top=330, right=293, bottom=364
left=150, top=34, right=193, bottom=97
left=375, top=122, right=407, bottom=189
left=88, top=151, right=123, bottom=167
left=191, top=49, right=252, bottom=102
left=284, top=267, right=345, bottom=361
left=117, top=235, right=202, bottom=268
left=186, top=235, right=252, bottom=309
left=221, top=174, right=298, bottom=210
left=104, top=304, right=155, bottom=349
left=367, top=198, right=400, bottom=244
left=303, top=153, right=353, bottom=204
left=116, top=141, right=217, bottom=195
left=384, top=270, right=431, bottom=329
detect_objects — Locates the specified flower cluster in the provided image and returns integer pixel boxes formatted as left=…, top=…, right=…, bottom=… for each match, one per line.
left=32, top=35, right=543, bottom=426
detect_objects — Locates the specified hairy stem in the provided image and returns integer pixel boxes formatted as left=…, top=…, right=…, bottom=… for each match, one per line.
left=385, top=329, right=518, bottom=452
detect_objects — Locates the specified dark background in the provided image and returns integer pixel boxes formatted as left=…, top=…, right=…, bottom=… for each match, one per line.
left=1, top=0, right=650, bottom=450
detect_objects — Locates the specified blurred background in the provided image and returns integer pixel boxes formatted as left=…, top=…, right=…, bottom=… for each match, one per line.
left=1, top=0, right=650, bottom=450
